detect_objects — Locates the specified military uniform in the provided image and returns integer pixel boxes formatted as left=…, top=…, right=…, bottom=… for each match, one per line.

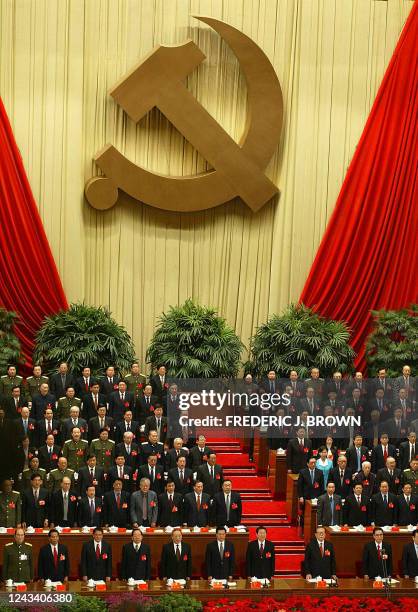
left=0, top=375, right=24, bottom=397
left=402, top=468, right=418, bottom=495
left=2, top=541, right=33, bottom=582
left=62, top=438, right=89, bottom=471
left=24, top=375, right=49, bottom=402
left=20, top=468, right=46, bottom=491
left=89, top=438, right=115, bottom=471
left=0, top=490, right=22, bottom=527
left=56, top=396, right=82, bottom=421
left=46, top=468, right=75, bottom=493
left=124, top=373, right=147, bottom=399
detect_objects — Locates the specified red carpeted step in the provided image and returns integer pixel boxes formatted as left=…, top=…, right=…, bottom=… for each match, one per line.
left=275, top=553, right=304, bottom=574
left=248, top=526, right=302, bottom=543
left=242, top=501, right=287, bottom=514
left=214, top=453, right=253, bottom=467
left=229, top=476, right=270, bottom=490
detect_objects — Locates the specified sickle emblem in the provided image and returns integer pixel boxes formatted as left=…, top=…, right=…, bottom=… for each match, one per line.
left=85, top=16, right=283, bottom=213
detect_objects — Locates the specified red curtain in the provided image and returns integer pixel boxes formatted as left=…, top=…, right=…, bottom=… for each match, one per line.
left=0, top=98, right=68, bottom=372
left=300, top=3, right=418, bottom=371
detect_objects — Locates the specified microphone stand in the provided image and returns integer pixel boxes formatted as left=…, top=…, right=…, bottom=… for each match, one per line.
left=381, top=547, right=391, bottom=600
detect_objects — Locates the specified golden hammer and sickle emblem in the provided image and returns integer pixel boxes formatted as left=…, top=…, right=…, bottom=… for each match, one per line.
left=85, top=16, right=283, bottom=213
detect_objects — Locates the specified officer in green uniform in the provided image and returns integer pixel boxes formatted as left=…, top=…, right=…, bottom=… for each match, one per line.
left=124, top=362, right=147, bottom=399
left=62, top=427, right=88, bottom=471
left=2, top=527, right=33, bottom=582
left=24, top=365, right=49, bottom=402
left=56, top=387, right=82, bottom=421
left=402, top=458, right=418, bottom=495
left=47, top=457, right=75, bottom=493
left=89, top=428, right=115, bottom=471
left=20, top=457, right=46, bottom=491
left=0, top=480, right=22, bottom=527
left=0, top=366, right=24, bottom=397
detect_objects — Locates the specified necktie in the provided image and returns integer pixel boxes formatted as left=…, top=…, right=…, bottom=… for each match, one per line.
left=96, top=544, right=100, bottom=559
left=384, top=494, right=388, bottom=505
left=330, top=496, right=334, bottom=523
left=157, top=419, right=160, bottom=430
left=211, top=467, right=215, bottom=479
left=63, top=493, right=68, bottom=520
left=94, top=395, right=98, bottom=409
left=383, top=446, right=388, bottom=461
left=176, top=544, right=180, bottom=561
left=34, top=489, right=38, bottom=502
left=407, top=496, right=410, bottom=505
left=340, top=471, right=344, bottom=486
left=121, top=393, right=124, bottom=401
left=320, top=542, right=324, bottom=557
left=270, top=381, right=274, bottom=393
left=90, top=469, right=94, bottom=480
left=61, top=374, right=66, bottom=387
left=47, top=421, right=52, bottom=434
left=169, top=494, right=173, bottom=507
left=219, top=542, right=224, bottom=559
left=127, top=446, right=131, bottom=454
left=90, top=499, right=95, bottom=518
left=116, top=493, right=120, bottom=508
left=53, top=547, right=58, bottom=568
left=310, top=470, right=314, bottom=484
left=411, top=445, right=415, bottom=462
left=49, top=447, right=52, bottom=456
left=260, top=542, right=264, bottom=556
left=151, top=467, right=154, bottom=481
left=197, top=494, right=201, bottom=511
left=119, top=467, right=123, bottom=479
left=100, top=419, right=104, bottom=428
left=226, top=494, right=230, bottom=521
left=135, top=544, right=139, bottom=553
left=378, top=545, right=381, bottom=560
left=357, top=496, right=361, bottom=505
left=24, top=420, right=27, bottom=433
left=142, top=494, right=147, bottom=520
left=299, top=439, right=303, bottom=450
left=180, top=470, right=184, bottom=483
left=357, top=448, right=361, bottom=471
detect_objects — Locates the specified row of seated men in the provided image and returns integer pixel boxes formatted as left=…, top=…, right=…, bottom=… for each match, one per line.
left=2, top=526, right=275, bottom=582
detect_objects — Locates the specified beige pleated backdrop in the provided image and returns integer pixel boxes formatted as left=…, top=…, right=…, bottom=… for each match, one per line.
left=0, top=0, right=412, bottom=370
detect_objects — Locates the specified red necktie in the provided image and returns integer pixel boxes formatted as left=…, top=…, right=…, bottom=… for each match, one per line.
left=320, top=543, right=324, bottom=557
left=260, top=542, right=264, bottom=557
left=116, top=493, right=121, bottom=509
left=197, top=495, right=201, bottom=511
left=96, top=544, right=100, bottom=559
left=383, top=446, right=388, bottom=461
left=378, top=545, right=381, bottom=560
left=53, top=547, right=58, bottom=568
left=47, top=421, right=52, bottom=434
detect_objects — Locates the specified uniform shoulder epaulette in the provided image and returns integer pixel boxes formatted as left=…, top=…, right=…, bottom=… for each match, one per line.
left=0, top=375, right=7, bottom=379
left=50, top=469, right=58, bottom=474
left=22, top=469, right=30, bottom=474
left=26, top=376, right=34, bottom=381
left=63, top=440, right=70, bottom=446
left=82, top=439, right=89, bottom=444
left=92, top=438, right=99, bottom=443
left=59, top=397, right=66, bottom=401
left=141, top=442, right=148, bottom=445
left=12, top=491, right=20, bottom=495
left=67, top=468, right=75, bottom=473
left=108, top=440, right=115, bottom=445
left=75, top=397, right=81, bottom=401
left=5, top=542, right=13, bottom=546
left=25, top=542, right=32, bottom=546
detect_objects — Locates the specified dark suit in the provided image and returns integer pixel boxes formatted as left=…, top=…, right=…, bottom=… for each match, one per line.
left=77, top=466, right=106, bottom=497
left=77, top=496, right=104, bottom=527
left=16, top=418, right=37, bottom=446
left=165, top=448, right=189, bottom=471
left=120, top=542, right=151, bottom=580
left=371, top=492, right=398, bottom=525
left=138, top=465, right=165, bottom=495
left=49, top=489, right=78, bottom=527
left=61, top=418, right=88, bottom=442
left=384, top=418, right=408, bottom=444
left=304, top=539, right=336, bottom=578
left=402, top=542, right=418, bottom=577
left=75, top=377, right=93, bottom=400
left=99, top=377, right=121, bottom=400
left=81, top=539, right=112, bottom=579
left=49, top=373, right=76, bottom=401
left=144, top=415, right=168, bottom=443
left=3, top=395, right=26, bottom=420
left=345, top=445, right=369, bottom=472
left=317, top=494, right=342, bottom=526
left=246, top=539, right=275, bottom=579
left=376, top=468, right=402, bottom=495
left=38, top=445, right=62, bottom=472
left=115, top=420, right=139, bottom=444
left=157, top=492, right=183, bottom=527
left=140, top=442, right=165, bottom=466
left=137, top=395, right=159, bottom=425
left=108, top=391, right=135, bottom=423
left=160, top=541, right=191, bottom=579
left=371, top=444, right=397, bottom=473
left=167, top=467, right=194, bottom=496
left=82, top=393, right=107, bottom=422
left=286, top=439, right=312, bottom=473
left=205, top=539, right=235, bottom=579
left=37, top=543, right=70, bottom=581
left=343, top=494, right=371, bottom=526
left=31, top=393, right=56, bottom=422
left=399, top=441, right=418, bottom=471
left=183, top=492, right=211, bottom=526
left=106, top=465, right=134, bottom=493
left=363, top=540, right=392, bottom=578
left=115, top=442, right=140, bottom=470
left=150, top=375, right=168, bottom=403
left=327, top=467, right=353, bottom=498
left=297, top=468, right=324, bottom=500
left=397, top=494, right=418, bottom=525
left=88, top=416, right=114, bottom=442
left=353, top=471, right=378, bottom=498
left=36, top=419, right=61, bottom=447
left=196, top=464, right=224, bottom=497
left=212, top=491, right=242, bottom=526
left=22, top=488, right=49, bottom=527
left=102, top=490, right=131, bottom=527
left=189, top=446, right=213, bottom=471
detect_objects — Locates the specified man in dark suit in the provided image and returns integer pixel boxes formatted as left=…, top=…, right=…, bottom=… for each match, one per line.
left=345, top=435, right=369, bottom=473
left=363, top=410, right=384, bottom=449
left=150, top=365, right=168, bottom=404
left=371, top=481, right=398, bottom=526
left=384, top=407, right=408, bottom=446
left=31, top=383, right=56, bottom=422
left=353, top=461, right=377, bottom=498
left=196, top=453, right=224, bottom=498
left=75, top=367, right=93, bottom=401
left=399, top=431, right=418, bottom=471
left=402, top=529, right=418, bottom=578
left=246, top=526, right=275, bottom=579
left=286, top=427, right=312, bottom=474
left=189, top=436, right=213, bottom=471
left=114, top=411, right=139, bottom=444
left=38, top=434, right=61, bottom=473
left=138, top=454, right=165, bottom=496
left=144, top=405, right=168, bottom=444
left=82, top=382, right=107, bottom=422
left=371, top=434, right=397, bottom=473
left=77, top=485, right=104, bottom=527
left=304, top=526, right=337, bottom=580
left=37, top=407, right=61, bottom=448
left=212, top=480, right=242, bottom=527
left=103, top=479, right=130, bottom=528
left=115, top=432, right=140, bottom=470
left=120, top=528, right=151, bottom=580
left=107, top=455, right=134, bottom=493
left=49, top=477, right=78, bottom=527
left=327, top=455, right=353, bottom=499
left=205, top=526, right=235, bottom=580
left=183, top=481, right=211, bottom=527
left=168, top=456, right=194, bottom=497
left=397, top=483, right=418, bottom=525
left=376, top=456, right=402, bottom=495
left=158, top=482, right=183, bottom=527
left=363, top=527, right=393, bottom=579
left=368, top=369, right=393, bottom=400
left=77, top=455, right=106, bottom=498
left=161, top=528, right=191, bottom=580
left=22, top=473, right=50, bottom=528
left=37, top=529, right=70, bottom=582
left=99, top=366, right=120, bottom=400
left=81, top=527, right=112, bottom=581
left=165, top=438, right=189, bottom=471
left=297, top=457, right=325, bottom=503
left=317, top=482, right=342, bottom=527
left=61, top=406, right=88, bottom=442
left=137, top=384, right=158, bottom=426
left=3, top=386, right=27, bottom=419
left=108, top=381, right=135, bottom=423
left=140, top=431, right=165, bottom=467
left=343, top=483, right=371, bottom=526
left=49, top=363, right=75, bottom=402
left=88, top=406, right=114, bottom=442
left=16, top=407, right=37, bottom=447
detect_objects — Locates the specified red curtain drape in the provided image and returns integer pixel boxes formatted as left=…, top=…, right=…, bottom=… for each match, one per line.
left=300, top=3, right=418, bottom=372
left=0, top=98, right=68, bottom=372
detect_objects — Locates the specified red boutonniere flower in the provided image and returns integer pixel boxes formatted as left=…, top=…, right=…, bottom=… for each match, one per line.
left=313, top=450, right=318, bottom=456
left=122, top=503, right=128, bottom=509
left=215, top=473, right=221, bottom=480
left=105, top=450, right=111, bottom=456
left=172, top=506, right=178, bottom=512
left=141, top=554, right=147, bottom=561
left=150, top=405, right=154, bottom=412
left=70, top=496, right=76, bottom=502
left=156, top=453, right=161, bottom=459
left=131, top=450, right=137, bottom=456
left=156, top=473, right=161, bottom=479
left=17, top=407, right=22, bottom=413
left=361, top=505, right=367, bottom=512
left=164, top=383, right=169, bottom=389
left=39, top=499, right=45, bottom=506
left=410, top=504, right=416, bottom=510
left=324, top=549, right=331, bottom=556
left=314, top=482, right=319, bottom=489
left=133, top=472, right=138, bottom=480
left=8, top=502, right=15, bottom=509
left=29, top=423, right=34, bottom=430
left=202, top=503, right=208, bottom=510
left=345, top=479, right=350, bottom=485
left=96, top=506, right=102, bottom=513
left=28, top=453, right=34, bottom=459
left=76, top=449, right=84, bottom=456
left=52, top=454, right=58, bottom=460
left=113, top=384, right=119, bottom=390
left=59, top=554, right=65, bottom=561
left=395, top=478, right=400, bottom=484
left=224, top=551, right=230, bottom=558
left=303, top=448, right=309, bottom=453
left=150, top=500, right=156, bottom=507
left=361, top=455, right=367, bottom=461
left=124, top=402, right=130, bottom=408
left=102, top=553, right=107, bottom=559
left=335, top=504, right=341, bottom=511
left=182, top=554, right=188, bottom=561
left=364, top=480, right=369, bottom=486
left=388, top=502, right=394, bottom=509
left=137, top=383, right=143, bottom=389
